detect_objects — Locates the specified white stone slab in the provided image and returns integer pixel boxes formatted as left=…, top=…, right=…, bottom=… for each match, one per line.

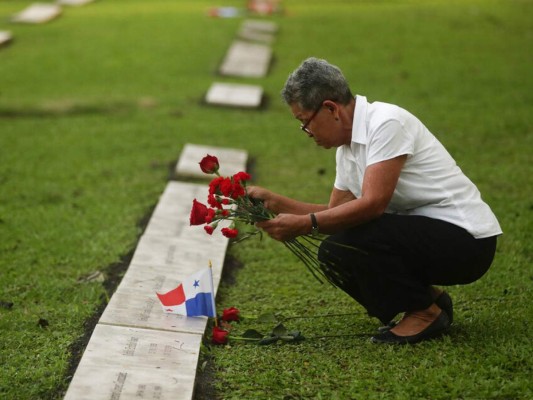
left=238, top=27, right=274, bottom=44
left=99, top=289, right=210, bottom=334
left=141, top=180, right=234, bottom=239
left=0, top=31, right=13, bottom=47
left=205, top=82, right=263, bottom=108
left=11, top=3, right=62, bottom=24
left=57, top=0, right=94, bottom=6
left=219, top=41, right=272, bottom=78
left=241, top=19, right=278, bottom=34
left=64, top=324, right=201, bottom=400
left=175, top=144, right=248, bottom=179
left=128, top=235, right=227, bottom=273
left=114, top=262, right=222, bottom=298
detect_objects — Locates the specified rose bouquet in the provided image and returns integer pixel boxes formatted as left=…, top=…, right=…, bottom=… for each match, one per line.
left=189, top=154, right=353, bottom=285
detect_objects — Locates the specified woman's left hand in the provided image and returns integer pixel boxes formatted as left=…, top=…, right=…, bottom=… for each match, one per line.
left=256, top=213, right=310, bottom=242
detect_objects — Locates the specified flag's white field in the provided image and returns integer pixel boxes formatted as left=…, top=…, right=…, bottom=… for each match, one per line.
left=156, top=267, right=216, bottom=317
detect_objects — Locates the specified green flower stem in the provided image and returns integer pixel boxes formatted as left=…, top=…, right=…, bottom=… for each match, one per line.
left=305, top=333, right=370, bottom=340
left=229, top=336, right=261, bottom=342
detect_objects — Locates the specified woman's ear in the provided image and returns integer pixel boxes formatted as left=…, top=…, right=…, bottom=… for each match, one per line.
left=322, top=100, right=338, bottom=116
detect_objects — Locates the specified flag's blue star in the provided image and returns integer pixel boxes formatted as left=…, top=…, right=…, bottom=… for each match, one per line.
left=193, top=280, right=200, bottom=288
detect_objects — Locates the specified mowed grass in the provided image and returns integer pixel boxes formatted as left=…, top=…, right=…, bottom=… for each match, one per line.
left=0, top=0, right=531, bottom=399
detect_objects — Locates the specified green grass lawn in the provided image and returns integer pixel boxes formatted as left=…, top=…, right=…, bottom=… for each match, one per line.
left=0, top=0, right=531, bottom=399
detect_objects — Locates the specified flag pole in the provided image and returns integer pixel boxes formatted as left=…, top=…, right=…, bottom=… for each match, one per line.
left=209, top=260, right=218, bottom=327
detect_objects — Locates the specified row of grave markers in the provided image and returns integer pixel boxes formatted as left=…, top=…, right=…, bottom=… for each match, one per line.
left=64, top=144, right=249, bottom=399
left=8, top=2, right=275, bottom=397
left=205, top=18, right=279, bottom=109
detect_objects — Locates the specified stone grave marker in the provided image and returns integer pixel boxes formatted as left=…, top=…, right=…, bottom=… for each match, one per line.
left=0, top=31, right=13, bottom=47
left=11, top=3, right=62, bottom=24
left=112, top=262, right=223, bottom=299
left=239, top=19, right=278, bottom=43
left=175, top=143, right=248, bottom=179
left=127, top=235, right=228, bottom=272
left=241, top=19, right=279, bottom=34
left=219, top=40, right=272, bottom=78
left=238, top=27, right=275, bottom=44
left=98, top=288, right=211, bottom=335
left=205, top=82, right=264, bottom=108
left=63, top=325, right=201, bottom=400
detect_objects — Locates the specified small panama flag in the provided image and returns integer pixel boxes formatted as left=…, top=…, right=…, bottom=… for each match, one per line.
left=156, top=266, right=216, bottom=318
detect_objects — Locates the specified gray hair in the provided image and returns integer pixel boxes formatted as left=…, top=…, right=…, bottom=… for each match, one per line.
left=281, top=57, right=353, bottom=110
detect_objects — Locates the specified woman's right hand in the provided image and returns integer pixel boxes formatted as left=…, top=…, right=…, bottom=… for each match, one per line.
left=247, top=186, right=276, bottom=211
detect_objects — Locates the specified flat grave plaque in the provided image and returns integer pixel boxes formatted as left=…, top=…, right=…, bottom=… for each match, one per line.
left=11, top=3, right=62, bottom=24
left=112, top=262, right=222, bottom=298
left=238, top=27, right=274, bottom=44
left=219, top=41, right=272, bottom=78
left=64, top=325, right=201, bottom=400
left=128, top=235, right=227, bottom=274
left=175, top=144, right=248, bottom=179
left=143, top=213, right=233, bottom=240
left=141, top=183, right=234, bottom=239
left=0, top=31, right=13, bottom=47
left=99, top=289, right=210, bottom=334
left=205, top=82, right=263, bottom=108
left=241, top=19, right=279, bottom=34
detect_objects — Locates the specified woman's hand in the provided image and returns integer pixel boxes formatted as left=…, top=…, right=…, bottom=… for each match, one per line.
left=256, top=213, right=310, bottom=242
left=247, top=186, right=277, bottom=211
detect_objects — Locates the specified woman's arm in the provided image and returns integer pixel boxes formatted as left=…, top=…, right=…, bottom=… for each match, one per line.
left=255, top=155, right=407, bottom=241
left=246, top=186, right=328, bottom=215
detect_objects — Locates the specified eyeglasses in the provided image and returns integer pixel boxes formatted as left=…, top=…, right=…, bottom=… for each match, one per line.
left=300, top=105, right=323, bottom=135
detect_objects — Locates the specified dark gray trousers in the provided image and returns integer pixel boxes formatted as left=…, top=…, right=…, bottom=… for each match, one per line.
left=317, top=213, right=497, bottom=324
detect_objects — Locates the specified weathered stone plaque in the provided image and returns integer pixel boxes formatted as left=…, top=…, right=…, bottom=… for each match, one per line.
left=241, top=19, right=279, bottom=34
left=0, top=31, right=13, bottom=47
left=175, top=144, right=248, bottom=179
left=112, top=262, right=222, bottom=297
left=219, top=41, right=272, bottom=78
left=238, top=28, right=275, bottom=44
left=11, top=3, right=62, bottom=24
left=205, top=82, right=264, bottom=108
left=128, top=235, right=227, bottom=274
left=99, top=289, right=210, bottom=334
left=64, top=324, right=201, bottom=400
left=238, top=19, right=278, bottom=43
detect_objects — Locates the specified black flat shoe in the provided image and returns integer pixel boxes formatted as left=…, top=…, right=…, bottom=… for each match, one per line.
left=371, top=311, right=450, bottom=345
left=435, top=291, right=453, bottom=324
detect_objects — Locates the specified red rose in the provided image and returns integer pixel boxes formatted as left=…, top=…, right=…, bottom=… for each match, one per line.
left=189, top=199, right=208, bottom=225
left=233, top=171, right=251, bottom=183
left=199, top=155, right=220, bottom=174
left=231, top=182, right=245, bottom=199
left=204, top=225, right=215, bottom=235
left=209, top=176, right=224, bottom=194
left=205, top=208, right=216, bottom=223
left=222, top=307, right=240, bottom=322
left=221, top=227, right=238, bottom=238
left=219, top=178, right=233, bottom=197
left=212, top=326, right=229, bottom=344
left=208, top=194, right=222, bottom=209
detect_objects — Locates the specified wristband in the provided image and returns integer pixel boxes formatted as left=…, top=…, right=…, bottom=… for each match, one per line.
left=310, top=213, right=319, bottom=236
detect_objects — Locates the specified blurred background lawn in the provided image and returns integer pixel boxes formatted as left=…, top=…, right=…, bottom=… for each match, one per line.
left=0, top=0, right=531, bottom=399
